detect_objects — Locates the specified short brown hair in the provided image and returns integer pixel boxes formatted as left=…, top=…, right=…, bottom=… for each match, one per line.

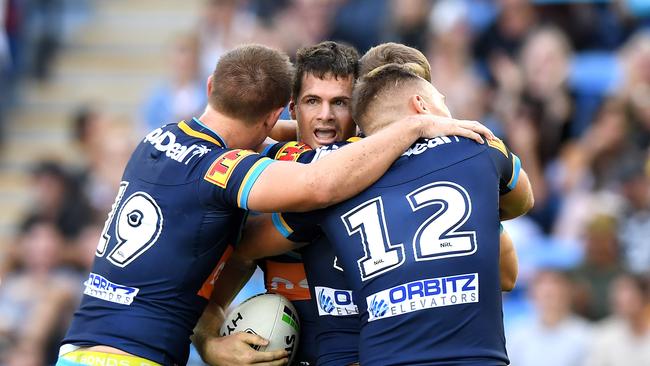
left=352, top=63, right=426, bottom=129
left=359, top=42, right=431, bottom=82
left=293, top=41, right=359, bottom=99
left=209, top=44, right=294, bottom=124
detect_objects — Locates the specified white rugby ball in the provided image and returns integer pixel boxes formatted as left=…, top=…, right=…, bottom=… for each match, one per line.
left=220, top=293, right=300, bottom=363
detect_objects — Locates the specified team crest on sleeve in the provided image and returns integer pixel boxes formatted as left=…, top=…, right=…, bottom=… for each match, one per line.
left=274, top=141, right=311, bottom=161
left=205, top=149, right=256, bottom=188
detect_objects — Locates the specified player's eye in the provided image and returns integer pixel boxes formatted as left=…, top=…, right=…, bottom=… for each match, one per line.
left=334, top=100, right=347, bottom=106
left=305, top=98, right=318, bottom=105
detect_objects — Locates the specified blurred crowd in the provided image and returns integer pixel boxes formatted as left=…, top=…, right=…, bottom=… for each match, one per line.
left=2, top=0, right=650, bottom=365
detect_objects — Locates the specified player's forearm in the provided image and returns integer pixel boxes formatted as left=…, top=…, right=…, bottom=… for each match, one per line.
left=499, top=229, right=518, bottom=292
left=301, top=118, right=423, bottom=209
left=209, top=252, right=258, bottom=311
left=269, top=119, right=298, bottom=141
left=192, top=303, right=226, bottom=358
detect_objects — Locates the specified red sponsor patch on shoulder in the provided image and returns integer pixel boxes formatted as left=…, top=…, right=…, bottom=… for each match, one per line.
left=274, top=141, right=312, bottom=162
left=204, top=149, right=256, bottom=188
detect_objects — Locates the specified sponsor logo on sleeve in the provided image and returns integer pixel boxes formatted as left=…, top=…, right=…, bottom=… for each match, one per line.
left=204, top=149, right=256, bottom=188
left=144, top=128, right=211, bottom=164
left=366, top=273, right=479, bottom=322
left=315, top=286, right=359, bottom=317
left=83, top=272, right=139, bottom=305
left=275, top=141, right=311, bottom=161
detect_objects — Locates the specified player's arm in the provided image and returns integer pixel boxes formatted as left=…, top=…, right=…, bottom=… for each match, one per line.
left=248, top=115, right=494, bottom=212
left=269, top=119, right=298, bottom=141
left=499, top=227, right=518, bottom=292
left=192, top=300, right=288, bottom=366
left=486, top=138, right=535, bottom=220
left=211, top=215, right=306, bottom=309
left=499, top=169, right=534, bottom=220
left=192, top=215, right=317, bottom=365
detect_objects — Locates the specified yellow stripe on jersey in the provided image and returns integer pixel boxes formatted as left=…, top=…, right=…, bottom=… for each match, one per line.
left=178, top=120, right=222, bottom=147
left=487, top=138, right=508, bottom=158
left=61, top=349, right=161, bottom=366
left=346, top=136, right=362, bottom=143
left=272, top=212, right=294, bottom=237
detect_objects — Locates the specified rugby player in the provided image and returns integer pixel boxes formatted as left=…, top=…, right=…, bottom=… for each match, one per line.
left=198, top=43, right=522, bottom=366
left=277, top=64, right=534, bottom=365
left=55, top=44, right=495, bottom=366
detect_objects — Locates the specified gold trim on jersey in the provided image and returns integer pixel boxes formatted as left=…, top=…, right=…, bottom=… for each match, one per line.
left=487, top=138, right=508, bottom=158
left=178, top=120, right=223, bottom=147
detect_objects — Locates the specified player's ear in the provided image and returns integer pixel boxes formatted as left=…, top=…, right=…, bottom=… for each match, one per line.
left=411, top=95, right=429, bottom=115
left=289, top=100, right=297, bottom=120
left=264, top=107, right=285, bottom=129
left=206, top=75, right=214, bottom=97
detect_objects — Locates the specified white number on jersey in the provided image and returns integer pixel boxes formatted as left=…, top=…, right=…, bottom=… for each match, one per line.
left=341, top=181, right=476, bottom=281
left=341, top=198, right=405, bottom=281
left=96, top=181, right=164, bottom=267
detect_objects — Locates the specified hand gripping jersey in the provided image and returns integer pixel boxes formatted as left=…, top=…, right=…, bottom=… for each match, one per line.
left=263, top=141, right=361, bottom=366
left=62, top=118, right=274, bottom=365
left=275, top=136, right=521, bottom=366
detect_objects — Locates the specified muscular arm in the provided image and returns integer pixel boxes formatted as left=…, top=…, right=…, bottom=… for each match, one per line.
left=499, top=229, right=518, bottom=291
left=192, top=215, right=298, bottom=365
left=248, top=115, right=492, bottom=213
left=499, top=169, right=534, bottom=220
left=269, top=119, right=298, bottom=142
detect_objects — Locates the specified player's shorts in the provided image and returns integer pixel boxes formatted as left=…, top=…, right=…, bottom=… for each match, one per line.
left=56, top=349, right=161, bottom=366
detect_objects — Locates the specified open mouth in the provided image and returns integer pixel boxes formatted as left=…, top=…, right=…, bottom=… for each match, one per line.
left=313, top=128, right=338, bottom=144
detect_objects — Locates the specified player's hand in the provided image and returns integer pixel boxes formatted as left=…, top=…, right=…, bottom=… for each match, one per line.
left=197, top=332, right=288, bottom=366
left=410, top=115, right=495, bottom=144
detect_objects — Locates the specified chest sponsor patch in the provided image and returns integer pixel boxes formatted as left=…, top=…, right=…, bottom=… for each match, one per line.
left=315, top=286, right=358, bottom=317
left=83, top=272, right=139, bottom=305
left=204, top=149, right=256, bottom=188
left=366, top=273, right=478, bottom=322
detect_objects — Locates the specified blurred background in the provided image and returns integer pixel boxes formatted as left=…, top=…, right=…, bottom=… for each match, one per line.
left=0, top=0, right=649, bottom=365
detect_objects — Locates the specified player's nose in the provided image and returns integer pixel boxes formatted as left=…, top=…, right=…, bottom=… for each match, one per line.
left=316, top=103, right=334, bottom=121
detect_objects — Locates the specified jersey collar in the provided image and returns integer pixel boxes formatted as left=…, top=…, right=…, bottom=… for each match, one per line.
left=178, top=117, right=228, bottom=148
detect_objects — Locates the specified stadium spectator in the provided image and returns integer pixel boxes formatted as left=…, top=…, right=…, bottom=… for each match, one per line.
left=584, top=273, right=650, bottom=365
left=22, top=160, right=92, bottom=243
left=197, top=0, right=259, bottom=78
left=0, top=219, right=77, bottom=365
left=507, top=270, right=592, bottom=366
left=427, top=0, right=487, bottom=122
left=618, top=158, right=650, bottom=274
left=572, top=214, right=625, bottom=321
left=141, top=33, right=206, bottom=132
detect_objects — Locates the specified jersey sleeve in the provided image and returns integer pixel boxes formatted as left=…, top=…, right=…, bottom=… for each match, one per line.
left=261, top=141, right=314, bottom=162
left=486, top=138, right=521, bottom=195
left=272, top=211, right=323, bottom=243
left=201, top=149, right=275, bottom=209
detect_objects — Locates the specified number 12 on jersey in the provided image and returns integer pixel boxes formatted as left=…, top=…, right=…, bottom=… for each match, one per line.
left=96, top=181, right=164, bottom=268
left=341, top=181, right=476, bottom=281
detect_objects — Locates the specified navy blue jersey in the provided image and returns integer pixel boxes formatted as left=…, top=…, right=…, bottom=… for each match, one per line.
left=259, top=141, right=317, bottom=366
left=276, top=136, right=521, bottom=366
left=63, top=118, right=274, bottom=365
left=266, top=138, right=359, bottom=366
